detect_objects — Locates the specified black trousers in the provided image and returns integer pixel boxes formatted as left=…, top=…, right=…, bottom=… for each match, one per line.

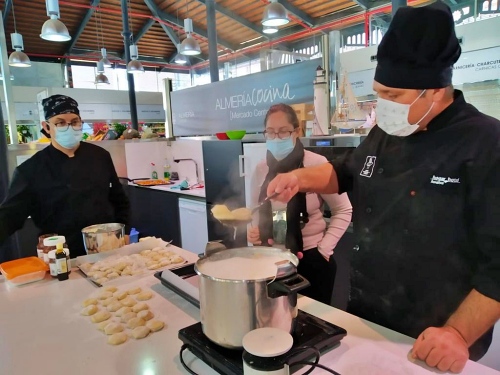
left=297, top=247, right=337, bottom=305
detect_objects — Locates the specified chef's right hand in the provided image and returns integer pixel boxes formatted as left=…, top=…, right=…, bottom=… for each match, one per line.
left=267, top=172, right=299, bottom=203
left=247, top=227, right=262, bottom=245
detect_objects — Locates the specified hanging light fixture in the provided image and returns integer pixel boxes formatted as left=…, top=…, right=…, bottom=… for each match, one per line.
left=94, top=61, right=110, bottom=85
left=40, top=0, right=71, bottom=42
left=8, top=1, right=31, bottom=67
left=262, top=25, right=279, bottom=34
left=99, top=48, right=112, bottom=68
left=174, top=44, right=189, bottom=64
left=262, top=0, right=289, bottom=27
left=127, top=44, right=144, bottom=74
left=179, top=19, right=201, bottom=56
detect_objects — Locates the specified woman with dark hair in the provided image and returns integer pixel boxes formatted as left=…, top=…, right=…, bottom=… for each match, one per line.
left=248, top=103, right=352, bottom=304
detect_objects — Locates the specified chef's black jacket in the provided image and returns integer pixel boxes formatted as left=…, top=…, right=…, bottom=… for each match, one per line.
left=0, top=142, right=130, bottom=258
left=333, top=91, right=500, bottom=360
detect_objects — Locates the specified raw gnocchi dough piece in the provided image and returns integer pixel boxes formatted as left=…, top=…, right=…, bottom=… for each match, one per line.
left=137, top=310, right=154, bottom=321
left=107, top=332, right=128, bottom=345
left=145, top=260, right=157, bottom=267
left=81, top=298, right=98, bottom=307
left=121, top=297, right=137, bottom=307
left=140, top=249, right=152, bottom=256
left=101, top=297, right=117, bottom=307
left=121, top=312, right=137, bottom=323
left=97, top=320, right=110, bottom=332
left=107, top=301, right=123, bottom=312
left=91, top=310, right=111, bottom=323
left=104, top=322, right=124, bottom=335
left=132, top=326, right=151, bottom=339
left=114, top=291, right=128, bottom=300
left=121, top=267, right=132, bottom=276
left=127, top=287, right=142, bottom=295
left=127, top=317, right=146, bottom=329
left=152, top=254, right=163, bottom=262
left=104, top=286, right=118, bottom=293
left=136, top=291, right=153, bottom=301
left=171, top=256, right=184, bottom=264
left=107, top=272, right=120, bottom=280
left=152, top=247, right=164, bottom=252
left=98, top=291, right=113, bottom=300
left=146, top=320, right=165, bottom=332
left=81, top=304, right=98, bottom=316
left=132, top=302, right=149, bottom=313
left=147, top=263, right=160, bottom=270
left=115, top=306, right=132, bottom=317
left=115, top=262, right=128, bottom=272
left=96, top=277, right=109, bottom=285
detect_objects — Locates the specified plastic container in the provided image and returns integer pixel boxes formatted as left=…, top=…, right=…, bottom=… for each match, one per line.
left=216, top=132, right=230, bottom=140
left=0, top=257, right=48, bottom=286
left=129, top=228, right=139, bottom=244
left=226, top=130, right=247, bottom=140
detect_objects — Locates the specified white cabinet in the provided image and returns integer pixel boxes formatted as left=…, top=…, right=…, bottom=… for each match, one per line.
left=179, top=198, right=208, bottom=255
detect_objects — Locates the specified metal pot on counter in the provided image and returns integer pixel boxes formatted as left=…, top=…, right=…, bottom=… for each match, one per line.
left=195, top=246, right=310, bottom=349
left=81, top=223, right=125, bottom=254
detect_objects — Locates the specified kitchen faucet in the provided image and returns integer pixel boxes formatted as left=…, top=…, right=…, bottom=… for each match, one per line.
left=173, top=158, right=199, bottom=184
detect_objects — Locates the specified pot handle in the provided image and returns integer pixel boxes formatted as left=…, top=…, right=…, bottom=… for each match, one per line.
left=267, top=274, right=310, bottom=298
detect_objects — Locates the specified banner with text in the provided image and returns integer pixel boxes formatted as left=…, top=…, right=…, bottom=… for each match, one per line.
left=452, top=46, right=500, bottom=85
left=171, top=59, right=321, bottom=136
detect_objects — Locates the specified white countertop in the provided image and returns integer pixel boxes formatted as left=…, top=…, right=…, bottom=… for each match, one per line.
left=0, top=247, right=497, bottom=375
left=129, top=182, right=206, bottom=199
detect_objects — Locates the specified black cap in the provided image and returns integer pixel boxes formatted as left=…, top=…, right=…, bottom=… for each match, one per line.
left=374, top=1, right=461, bottom=89
left=42, top=95, right=80, bottom=121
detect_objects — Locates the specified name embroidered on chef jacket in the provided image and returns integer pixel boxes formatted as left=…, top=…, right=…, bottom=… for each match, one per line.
left=360, top=156, right=377, bottom=178
left=430, top=175, right=461, bottom=185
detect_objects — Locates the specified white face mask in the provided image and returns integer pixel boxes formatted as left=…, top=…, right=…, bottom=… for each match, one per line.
left=376, top=90, right=434, bottom=137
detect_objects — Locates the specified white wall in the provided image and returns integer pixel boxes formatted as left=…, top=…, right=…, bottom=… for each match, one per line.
left=7, top=61, right=65, bottom=88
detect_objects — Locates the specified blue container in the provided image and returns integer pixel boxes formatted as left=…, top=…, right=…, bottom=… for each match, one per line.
left=129, top=228, right=139, bottom=243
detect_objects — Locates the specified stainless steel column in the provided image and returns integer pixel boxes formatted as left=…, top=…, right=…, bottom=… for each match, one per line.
left=321, top=34, right=331, bottom=131
left=392, top=0, right=407, bottom=16
left=0, top=11, right=18, bottom=144
left=162, top=78, right=174, bottom=139
left=206, top=0, right=219, bottom=82
left=121, top=0, right=139, bottom=130
left=329, top=30, right=341, bottom=132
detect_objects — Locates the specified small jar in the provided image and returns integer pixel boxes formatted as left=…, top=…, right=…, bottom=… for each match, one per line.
left=64, top=248, right=71, bottom=274
left=37, top=233, right=57, bottom=262
left=47, top=250, right=58, bottom=277
left=272, top=202, right=287, bottom=247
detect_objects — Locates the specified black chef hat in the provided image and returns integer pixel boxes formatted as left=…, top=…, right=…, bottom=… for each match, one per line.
left=374, top=1, right=461, bottom=89
left=42, top=95, right=80, bottom=121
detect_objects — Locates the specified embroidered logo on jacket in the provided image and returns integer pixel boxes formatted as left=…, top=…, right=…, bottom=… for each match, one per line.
left=430, top=175, right=460, bottom=185
left=360, top=156, right=377, bottom=178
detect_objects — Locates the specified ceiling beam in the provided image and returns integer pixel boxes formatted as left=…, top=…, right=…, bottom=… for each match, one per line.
left=68, top=0, right=101, bottom=52
left=194, top=0, right=268, bottom=37
left=143, top=1, right=179, bottom=46
left=2, top=0, right=12, bottom=24
left=133, top=18, right=156, bottom=44
left=143, top=0, right=238, bottom=51
left=276, top=0, right=316, bottom=26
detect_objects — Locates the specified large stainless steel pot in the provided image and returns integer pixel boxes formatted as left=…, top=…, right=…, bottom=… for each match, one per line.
left=81, top=223, right=125, bottom=254
left=195, top=246, right=310, bottom=349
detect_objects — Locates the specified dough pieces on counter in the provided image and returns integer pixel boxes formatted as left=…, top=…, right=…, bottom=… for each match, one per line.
left=146, top=320, right=165, bottom=332
left=81, top=305, right=98, bottom=316
left=80, top=286, right=165, bottom=346
left=104, top=323, right=124, bottom=335
left=132, top=302, right=148, bottom=313
left=132, top=326, right=150, bottom=339
left=91, top=311, right=112, bottom=323
left=137, top=310, right=154, bottom=321
left=107, top=332, right=128, bottom=345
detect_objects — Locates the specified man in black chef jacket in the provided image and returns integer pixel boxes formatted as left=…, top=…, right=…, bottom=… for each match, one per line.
left=267, top=2, right=500, bottom=373
left=0, top=95, right=130, bottom=258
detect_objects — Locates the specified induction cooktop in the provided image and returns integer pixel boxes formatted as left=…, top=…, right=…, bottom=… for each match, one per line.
left=178, top=309, right=347, bottom=375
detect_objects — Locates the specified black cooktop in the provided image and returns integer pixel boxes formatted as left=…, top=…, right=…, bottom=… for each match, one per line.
left=178, top=309, right=347, bottom=375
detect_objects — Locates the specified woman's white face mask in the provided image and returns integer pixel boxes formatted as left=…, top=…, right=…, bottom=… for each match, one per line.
left=376, top=90, right=434, bottom=137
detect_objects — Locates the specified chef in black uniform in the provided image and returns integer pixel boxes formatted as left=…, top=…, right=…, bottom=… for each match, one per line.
left=0, top=95, right=130, bottom=257
left=266, top=2, right=500, bottom=373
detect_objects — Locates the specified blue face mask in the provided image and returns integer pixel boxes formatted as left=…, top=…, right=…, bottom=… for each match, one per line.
left=55, top=127, right=82, bottom=149
left=266, top=138, right=295, bottom=161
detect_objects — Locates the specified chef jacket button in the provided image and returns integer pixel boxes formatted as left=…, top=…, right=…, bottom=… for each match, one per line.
left=403, top=229, right=409, bottom=235
left=67, top=184, right=71, bottom=188
left=377, top=168, right=384, bottom=174
left=365, top=207, right=372, bottom=214
left=364, top=228, right=370, bottom=234
left=353, top=245, right=360, bottom=252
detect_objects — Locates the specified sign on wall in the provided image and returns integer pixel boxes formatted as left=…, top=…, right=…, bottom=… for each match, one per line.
left=348, top=69, right=376, bottom=97
left=171, top=59, right=321, bottom=136
left=452, top=46, right=500, bottom=85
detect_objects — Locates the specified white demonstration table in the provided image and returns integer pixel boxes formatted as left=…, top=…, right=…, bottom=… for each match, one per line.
left=0, top=247, right=498, bottom=375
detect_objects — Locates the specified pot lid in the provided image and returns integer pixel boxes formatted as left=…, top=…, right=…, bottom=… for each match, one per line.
left=242, top=328, right=293, bottom=358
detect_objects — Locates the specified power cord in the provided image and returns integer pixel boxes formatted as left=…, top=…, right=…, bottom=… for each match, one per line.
left=287, top=345, right=342, bottom=375
left=180, top=344, right=199, bottom=375
left=288, top=361, right=342, bottom=375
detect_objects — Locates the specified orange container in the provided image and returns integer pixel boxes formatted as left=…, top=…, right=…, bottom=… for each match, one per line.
left=0, top=257, right=48, bottom=286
